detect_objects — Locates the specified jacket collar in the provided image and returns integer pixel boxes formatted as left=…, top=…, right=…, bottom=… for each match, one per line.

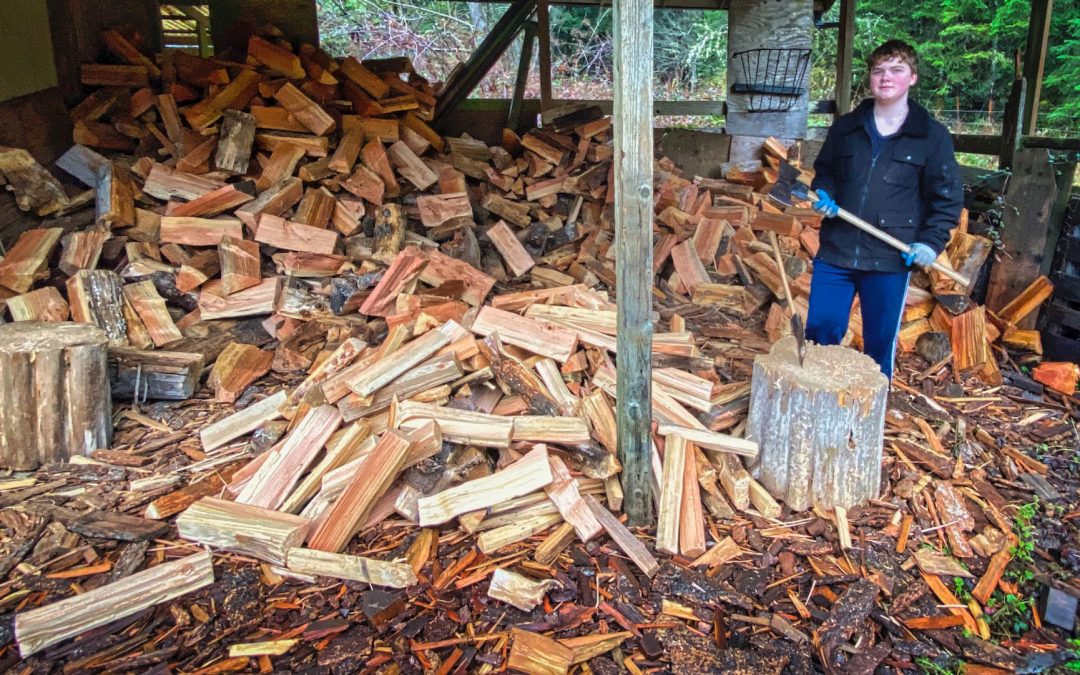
left=846, top=97, right=931, bottom=138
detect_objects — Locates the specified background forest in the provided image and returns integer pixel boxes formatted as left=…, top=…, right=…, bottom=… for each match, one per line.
left=316, top=0, right=1079, bottom=136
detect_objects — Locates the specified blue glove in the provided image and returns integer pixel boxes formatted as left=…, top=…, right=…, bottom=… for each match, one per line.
left=812, top=189, right=839, bottom=217
left=903, top=242, right=937, bottom=267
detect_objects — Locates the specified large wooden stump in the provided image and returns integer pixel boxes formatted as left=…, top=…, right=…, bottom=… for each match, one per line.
left=0, top=322, right=111, bottom=470
left=745, top=336, right=889, bottom=511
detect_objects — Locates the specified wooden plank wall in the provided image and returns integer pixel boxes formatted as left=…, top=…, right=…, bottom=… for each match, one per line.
left=726, top=0, right=813, bottom=159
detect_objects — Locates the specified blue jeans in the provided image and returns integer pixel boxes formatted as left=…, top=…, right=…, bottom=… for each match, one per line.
left=806, top=259, right=910, bottom=379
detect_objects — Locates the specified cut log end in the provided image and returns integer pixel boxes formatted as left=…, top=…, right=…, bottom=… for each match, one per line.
left=746, top=336, right=889, bottom=512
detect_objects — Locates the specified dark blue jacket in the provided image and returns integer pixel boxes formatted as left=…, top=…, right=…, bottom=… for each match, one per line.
left=811, top=98, right=963, bottom=273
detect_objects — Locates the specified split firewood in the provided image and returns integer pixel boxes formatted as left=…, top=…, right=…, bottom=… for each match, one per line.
left=307, top=429, right=412, bottom=552
left=109, top=347, right=204, bottom=400
left=0, top=148, right=68, bottom=217
left=235, top=404, right=342, bottom=511
left=209, top=342, right=273, bottom=403
left=14, top=551, right=214, bottom=657
left=255, top=214, right=339, bottom=254
left=121, top=281, right=183, bottom=346
left=487, top=567, right=562, bottom=611
left=200, top=390, right=287, bottom=451
left=417, top=445, right=553, bottom=526
left=0, top=228, right=63, bottom=293
left=287, top=548, right=416, bottom=588
left=6, top=287, right=69, bottom=322
left=177, top=497, right=309, bottom=566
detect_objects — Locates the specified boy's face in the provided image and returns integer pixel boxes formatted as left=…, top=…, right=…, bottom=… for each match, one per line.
left=869, top=57, right=917, bottom=105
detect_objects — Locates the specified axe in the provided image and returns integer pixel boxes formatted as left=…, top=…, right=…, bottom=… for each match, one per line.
left=767, top=162, right=970, bottom=288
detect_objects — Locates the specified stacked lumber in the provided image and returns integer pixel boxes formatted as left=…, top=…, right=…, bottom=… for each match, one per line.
left=0, top=24, right=1074, bottom=673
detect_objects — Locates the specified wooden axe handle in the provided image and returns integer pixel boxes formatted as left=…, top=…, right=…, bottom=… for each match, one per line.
left=805, top=189, right=971, bottom=287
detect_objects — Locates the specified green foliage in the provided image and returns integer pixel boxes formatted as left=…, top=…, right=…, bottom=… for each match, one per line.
left=986, top=590, right=1035, bottom=636
left=915, top=656, right=964, bottom=675
left=811, top=0, right=1077, bottom=135
left=315, top=0, right=1079, bottom=134
left=952, top=576, right=972, bottom=602
left=1008, top=499, right=1038, bottom=569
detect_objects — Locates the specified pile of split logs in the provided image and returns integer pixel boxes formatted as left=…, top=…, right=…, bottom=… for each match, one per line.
left=0, top=25, right=1077, bottom=674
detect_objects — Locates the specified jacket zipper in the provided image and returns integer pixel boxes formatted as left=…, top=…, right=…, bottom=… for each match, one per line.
left=852, top=153, right=878, bottom=268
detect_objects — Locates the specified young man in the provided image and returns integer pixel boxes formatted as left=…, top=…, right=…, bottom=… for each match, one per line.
left=808, top=40, right=963, bottom=379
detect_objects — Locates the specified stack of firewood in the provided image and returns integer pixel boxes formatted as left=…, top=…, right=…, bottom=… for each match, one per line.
left=0, top=25, right=1071, bottom=670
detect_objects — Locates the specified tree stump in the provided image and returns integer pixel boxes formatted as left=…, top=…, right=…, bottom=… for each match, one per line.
left=0, top=322, right=111, bottom=470
left=745, top=335, right=889, bottom=511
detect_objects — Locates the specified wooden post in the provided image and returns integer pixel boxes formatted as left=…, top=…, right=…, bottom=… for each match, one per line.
left=986, top=148, right=1059, bottom=326
left=536, top=0, right=554, bottom=112
left=834, top=0, right=856, bottom=115
left=613, top=0, right=654, bottom=526
left=0, top=322, right=111, bottom=470
left=745, top=336, right=889, bottom=511
left=507, top=22, right=538, bottom=133
left=998, top=77, right=1026, bottom=170
left=1021, top=0, right=1053, bottom=136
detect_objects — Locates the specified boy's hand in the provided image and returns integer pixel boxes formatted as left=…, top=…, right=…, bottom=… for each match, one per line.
left=903, top=243, right=936, bottom=267
left=812, top=190, right=840, bottom=217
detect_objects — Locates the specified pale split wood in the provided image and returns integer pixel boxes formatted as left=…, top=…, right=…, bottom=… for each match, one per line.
left=199, top=277, right=279, bottom=320
left=280, top=422, right=372, bottom=514
left=679, top=441, right=707, bottom=558
left=487, top=568, right=562, bottom=611
left=690, top=535, right=742, bottom=567
left=656, top=434, right=687, bottom=555
left=14, top=551, right=214, bottom=658
left=200, top=390, right=287, bottom=451
left=121, top=281, right=182, bottom=347
left=544, top=454, right=604, bottom=541
left=487, top=220, right=536, bottom=277
left=176, top=497, right=309, bottom=566
left=346, top=320, right=458, bottom=397
left=656, top=424, right=759, bottom=458
left=235, top=405, right=343, bottom=511
left=417, top=445, right=553, bottom=526
left=471, top=305, right=579, bottom=362
left=255, top=214, right=339, bottom=255
left=508, top=627, right=574, bottom=675
left=392, top=399, right=514, bottom=447
left=583, top=495, right=659, bottom=577
left=286, top=547, right=417, bottom=588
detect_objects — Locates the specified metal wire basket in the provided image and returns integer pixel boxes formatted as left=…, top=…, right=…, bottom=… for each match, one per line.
left=730, top=48, right=811, bottom=113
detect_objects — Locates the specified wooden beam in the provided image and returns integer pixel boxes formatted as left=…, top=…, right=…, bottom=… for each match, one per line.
left=834, top=0, right=856, bottom=115
left=613, top=0, right=654, bottom=526
left=1021, top=0, right=1053, bottom=135
left=536, top=0, right=553, bottom=111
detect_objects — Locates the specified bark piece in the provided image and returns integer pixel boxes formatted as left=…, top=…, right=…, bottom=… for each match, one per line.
left=67, top=270, right=127, bottom=346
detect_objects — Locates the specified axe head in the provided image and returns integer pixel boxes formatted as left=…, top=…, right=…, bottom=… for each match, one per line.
left=766, top=161, right=803, bottom=208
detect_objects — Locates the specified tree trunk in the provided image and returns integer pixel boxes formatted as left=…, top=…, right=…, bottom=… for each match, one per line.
left=745, top=336, right=888, bottom=511
left=0, top=322, right=111, bottom=470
